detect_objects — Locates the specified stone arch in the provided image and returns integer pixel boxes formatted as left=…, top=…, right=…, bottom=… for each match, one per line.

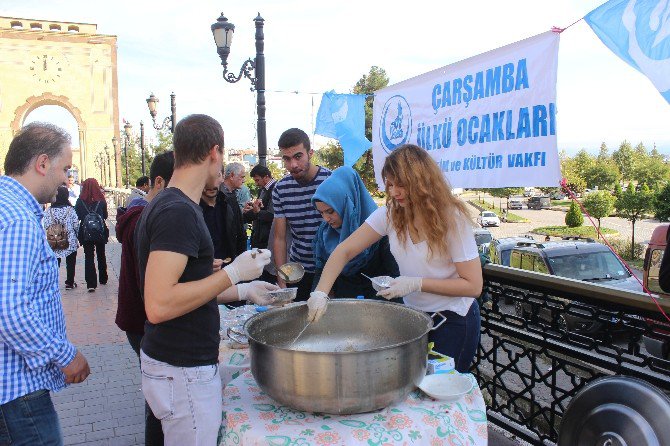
left=10, top=93, right=86, bottom=134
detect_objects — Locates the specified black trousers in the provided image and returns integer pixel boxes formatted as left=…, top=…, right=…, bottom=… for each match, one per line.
left=294, top=272, right=315, bottom=302
left=82, top=242, right=107, bottom=288
left=56, top=251, right=77, bottom=286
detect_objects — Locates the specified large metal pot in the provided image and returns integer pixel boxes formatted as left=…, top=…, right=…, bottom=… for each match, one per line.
left=244, top=299, right=436, bottom=414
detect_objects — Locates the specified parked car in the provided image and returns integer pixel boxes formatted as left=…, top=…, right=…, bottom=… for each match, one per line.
left=550, top=191, right=566, bottom=200
left=523, top=187, right=535, bottom=197
left=508, top=197, right=523, bottom=210
left=474, top=228, right=493, bottom=253
left=477, top=211, right=500, bottom=227
left=510, top=238, right=643, bottom=333
left=488, top=235, right=536, bottom=267
left=642, top=224, right=670, bottom=359
left=527, top=195, right=550, bottom=210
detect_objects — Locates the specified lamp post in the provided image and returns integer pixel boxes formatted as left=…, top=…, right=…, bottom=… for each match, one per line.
left=122, top=121, right=132, bottom=187
left=211, top=13, right=267, bottom=166
left=104, top=144, right=112, bottom=186
left=140, top=121, right=146, bottom=176
left=99, top=153, right=107, bottom=186
left=146, top=92, right=176, bottom=133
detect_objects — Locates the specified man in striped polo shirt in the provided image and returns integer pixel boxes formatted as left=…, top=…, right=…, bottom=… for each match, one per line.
left=272, top=128, right=331, bottom=301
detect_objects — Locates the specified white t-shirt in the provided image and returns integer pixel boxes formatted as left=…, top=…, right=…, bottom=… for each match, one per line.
left=365, top=206, right=479, bottom=316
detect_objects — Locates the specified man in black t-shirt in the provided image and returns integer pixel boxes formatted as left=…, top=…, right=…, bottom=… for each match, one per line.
left=134, top=114, right=276, bottom=445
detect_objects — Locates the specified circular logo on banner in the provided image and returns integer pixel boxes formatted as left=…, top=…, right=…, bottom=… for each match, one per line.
left=379, top=95, right=412, bottom=154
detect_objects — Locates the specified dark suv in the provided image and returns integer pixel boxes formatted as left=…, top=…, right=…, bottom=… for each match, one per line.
left=510, top=238, right=643, bottom=332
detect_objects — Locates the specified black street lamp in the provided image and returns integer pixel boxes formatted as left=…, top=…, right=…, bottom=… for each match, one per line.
left=211, top=13, right=267, bottom=166
left=146, top=92, right=177, bottom=133
left=104, top=144, right=112, bottom=186
left=122, top=121, right=132, bottom=187
left=140, top=121, right=146, bottom=176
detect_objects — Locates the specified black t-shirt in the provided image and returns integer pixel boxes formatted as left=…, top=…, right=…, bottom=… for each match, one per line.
left=134, top=187, right=219, bottom=367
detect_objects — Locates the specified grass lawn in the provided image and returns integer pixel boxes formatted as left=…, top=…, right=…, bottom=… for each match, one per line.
left=550, top=200, right=572, bottom=206
left=532, top=226, right=618, bottom=238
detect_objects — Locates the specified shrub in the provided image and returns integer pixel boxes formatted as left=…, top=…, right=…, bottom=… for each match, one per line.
left=565, top=201, right=584, bottom=228
left=608, top=238, right=645, bottom=260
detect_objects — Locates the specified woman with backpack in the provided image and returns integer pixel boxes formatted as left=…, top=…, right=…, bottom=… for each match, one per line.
left=75, top=178, right=108, bottom=292
left=44, top=185, right=79, bottom=289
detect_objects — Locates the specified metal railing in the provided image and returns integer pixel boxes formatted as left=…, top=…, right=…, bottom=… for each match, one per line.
left=475, top=264, right=670, bottom=445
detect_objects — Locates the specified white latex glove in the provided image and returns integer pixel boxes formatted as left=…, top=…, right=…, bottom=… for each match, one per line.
left=377, top=276, right=422, bottom=300
left=237, top=281, right=280, bottom=305
left=223, top=249, right=271, bottom=284
left=307, top=291, right=329, bottom=323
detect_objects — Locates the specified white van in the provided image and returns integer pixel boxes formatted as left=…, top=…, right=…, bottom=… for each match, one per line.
left=508, top=197, right=523, bottom=210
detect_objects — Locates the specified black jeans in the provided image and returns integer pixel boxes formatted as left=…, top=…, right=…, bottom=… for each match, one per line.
left=56, top=251, right=77, bottom=286
left=125, top=332, right=164, bottom=446
left=82, top=242, right=107, bottom=288
left=294, top=272, right=315, bottom=302
left=428, top=300, right=481, bottom=373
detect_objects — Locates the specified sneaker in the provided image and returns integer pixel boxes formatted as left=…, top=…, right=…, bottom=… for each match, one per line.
left=88, top=288, right=95, bottom=293
left=65, top=283, right=77, bottom=290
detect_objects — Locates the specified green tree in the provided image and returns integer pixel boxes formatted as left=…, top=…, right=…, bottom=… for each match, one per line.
left=150, top=129, right=173, bottom=155
left=565, top=201, right=584, bottom=227
left=616, top=182, right=654, bottom=258
left=612, top=140, right=636, bottom=181
left=634, top=156, right=670, bottom=190
left=654, top=183, right=670, bottom=222
left=582, top=191, right=616, bottom=236
left=613, top=182, right=623, bottom=197
left=573, top=149, right=595, bottom=177
left=584, top=161, right=620, bottom=190
left=314, top=141, right=343, bottom=170
left=352, top=66, right=390, bottom=192
left=597, top=142, right=609, bottom=162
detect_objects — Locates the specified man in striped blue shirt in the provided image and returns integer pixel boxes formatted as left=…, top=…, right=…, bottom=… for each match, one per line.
left=272, top=128, right=331, bottom=301
left=0, top=123, right=90, bottom=445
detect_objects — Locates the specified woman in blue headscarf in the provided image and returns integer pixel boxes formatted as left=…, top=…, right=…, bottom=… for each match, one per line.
left=311, top=166, right=399, bottom=299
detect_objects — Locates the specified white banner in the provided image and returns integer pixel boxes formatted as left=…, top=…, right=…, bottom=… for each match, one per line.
left=372, top=31, right=561, bottom=189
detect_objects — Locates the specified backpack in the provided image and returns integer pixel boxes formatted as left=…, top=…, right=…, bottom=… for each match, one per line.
left=81, top=201, right=106, bottom=243
left=46, top=207, right=71, bottom=251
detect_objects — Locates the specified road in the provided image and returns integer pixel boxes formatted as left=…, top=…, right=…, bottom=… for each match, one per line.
left=466, top=193, right=661, bottom=244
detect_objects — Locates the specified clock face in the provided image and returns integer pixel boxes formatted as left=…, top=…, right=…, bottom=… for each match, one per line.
left=30, top=54, right=66, bottom=84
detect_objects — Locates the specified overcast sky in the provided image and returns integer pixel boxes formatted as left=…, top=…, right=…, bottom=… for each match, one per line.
left=6, top=0, right=670, bottom=155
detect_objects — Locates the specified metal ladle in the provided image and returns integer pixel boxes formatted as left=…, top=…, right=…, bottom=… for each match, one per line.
left=276, top=262, right=305, bottom=284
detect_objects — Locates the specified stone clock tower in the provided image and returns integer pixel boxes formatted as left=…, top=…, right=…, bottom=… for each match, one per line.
left=0, top=17, right=121, bottom=186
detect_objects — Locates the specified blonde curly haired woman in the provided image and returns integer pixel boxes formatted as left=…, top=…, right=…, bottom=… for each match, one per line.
left=308, top=144, right=483, bottom=372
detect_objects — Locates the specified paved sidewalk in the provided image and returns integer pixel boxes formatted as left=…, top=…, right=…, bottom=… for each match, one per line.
left=53, top=234, right=145, bottom=446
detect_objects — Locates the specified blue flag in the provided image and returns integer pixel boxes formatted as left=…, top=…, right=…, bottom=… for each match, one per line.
left=315, top=90, right=372, bottom=166
left=585, top=0, right=670, bottom=104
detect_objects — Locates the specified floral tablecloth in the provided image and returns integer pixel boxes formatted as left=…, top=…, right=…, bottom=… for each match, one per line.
left=218, top=371, right=487, bottom=446
left=219, top=342, right=251, bottom=386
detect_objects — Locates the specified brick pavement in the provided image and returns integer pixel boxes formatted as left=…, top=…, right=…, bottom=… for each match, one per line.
left=53, top=236, right=145, bottom=446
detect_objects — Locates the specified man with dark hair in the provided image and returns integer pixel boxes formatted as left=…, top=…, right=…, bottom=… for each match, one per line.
left=134, top=114, right=275, bottom=444
left=115, top=151, right=175, bottom=445
left=200, top=167, right=245, bottom=265
left=245, top=164, right=276, bottom=250
left=0, top=122, right=90, bottom=445
left=126, top=175, right=150, bottom=207
left=273, top=128, right=331, bottom=300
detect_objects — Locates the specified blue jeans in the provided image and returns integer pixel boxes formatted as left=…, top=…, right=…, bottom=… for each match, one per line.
left=428, top=300, right=481, bottom=373
left=0, top=390, right=62, bottom=446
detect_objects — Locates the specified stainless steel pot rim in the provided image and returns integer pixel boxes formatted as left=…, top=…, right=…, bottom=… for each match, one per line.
left=244, top=299, right=434, bottom=354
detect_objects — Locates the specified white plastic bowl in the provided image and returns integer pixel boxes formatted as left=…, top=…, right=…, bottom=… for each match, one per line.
left=370, top=275, right=393, bottom=292
left=418, top=373, right=473, bottom=401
